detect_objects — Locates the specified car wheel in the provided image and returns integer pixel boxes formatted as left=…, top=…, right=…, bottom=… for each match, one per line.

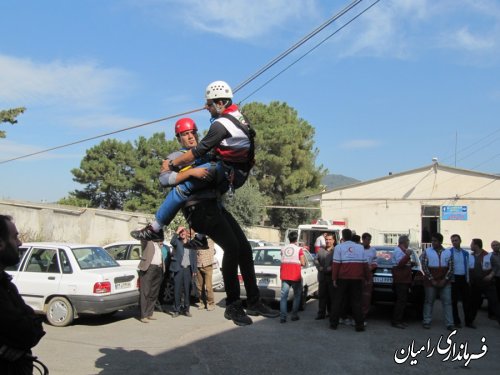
left=46, top=296, right=74, bottom=327
left=299, top=286, right=308, bottom=311
left=160, top=275, right=175, bottom=304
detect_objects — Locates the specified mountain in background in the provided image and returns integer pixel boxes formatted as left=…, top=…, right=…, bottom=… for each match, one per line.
left=321, top=174, right=360, bottom=190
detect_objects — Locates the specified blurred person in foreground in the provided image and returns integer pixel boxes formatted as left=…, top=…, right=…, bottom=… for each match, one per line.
left=0, top=215, right=45, bottom=374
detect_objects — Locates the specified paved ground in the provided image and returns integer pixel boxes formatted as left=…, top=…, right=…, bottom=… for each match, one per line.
left=35, top=293, right=499, bottom=375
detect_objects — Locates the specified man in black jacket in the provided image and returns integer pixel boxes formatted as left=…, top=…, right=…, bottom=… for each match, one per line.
left=0, top=215, right=45, bottom=374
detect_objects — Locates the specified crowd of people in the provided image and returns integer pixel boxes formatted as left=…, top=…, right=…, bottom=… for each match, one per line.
left=303, top=229, right=500, bottom=332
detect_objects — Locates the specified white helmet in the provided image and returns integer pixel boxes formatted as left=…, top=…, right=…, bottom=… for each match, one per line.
left=205, top=80, right=233, bottom=100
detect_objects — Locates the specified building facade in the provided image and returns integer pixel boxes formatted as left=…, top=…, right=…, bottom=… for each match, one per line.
left=320, top=163, right=500, bottom=250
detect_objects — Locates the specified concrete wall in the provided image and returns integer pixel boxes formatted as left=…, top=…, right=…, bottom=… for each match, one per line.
left=0, top=199, right=280, bottom=245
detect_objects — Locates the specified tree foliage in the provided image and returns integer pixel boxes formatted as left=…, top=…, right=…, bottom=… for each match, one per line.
left=124, top=133, right=179, bottom=213
left=223, top=181, right=268, bottom=228
left=69, top=139, right=138, bottom=210
left=242, top=101, right=325, bottom=229
left=1, top=107, right=26, bottom=138
left=242, top=101, right=325, bottom=201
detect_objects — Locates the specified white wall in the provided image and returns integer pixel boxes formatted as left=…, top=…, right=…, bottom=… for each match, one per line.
left=320, top=165, right=500, bottom=249
left=0, top=199, right=280, bottom=245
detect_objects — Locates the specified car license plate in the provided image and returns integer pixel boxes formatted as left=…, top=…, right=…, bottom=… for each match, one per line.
left=115, top=281, right=131, bottom=290
left=373, top=276, right=392, bottom=284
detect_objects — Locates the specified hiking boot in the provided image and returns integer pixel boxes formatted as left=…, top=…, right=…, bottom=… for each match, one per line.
left=130, top=225, right=164, bottom=241
left=246, top=301, right=280, bottom=318
left=224, top=301, right=253, bottom=326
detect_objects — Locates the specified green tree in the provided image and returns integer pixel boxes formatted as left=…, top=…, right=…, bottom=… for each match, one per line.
left=223, top=181, right=267, bottom=228
left=69, top=139, right=137, bottom=209
left=267, top=197, right=319, bottom=233
left=125, top=133, right=179, bottom=213
left=1, top=107, right=26, bottom=138
left=241, top=101, right=326, bottom=229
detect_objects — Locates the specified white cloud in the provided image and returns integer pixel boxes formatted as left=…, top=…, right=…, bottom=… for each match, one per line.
left=340, top=139, right=381, bottom=150
left=135, top=0, right=318, bottom=40
left=0, top=55, right=132, bottom=109
left=441, top=26, right=495, bottom=51
left=334, top=0, right=500, bottom=60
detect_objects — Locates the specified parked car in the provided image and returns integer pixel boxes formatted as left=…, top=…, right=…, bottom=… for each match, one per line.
left=371, top=245, right=424, bottom=310
left=5, top=242, right=140, bottom=327
left=103, top=240, right=224, bottom=303
left=238, top=246, right=319, bottom=309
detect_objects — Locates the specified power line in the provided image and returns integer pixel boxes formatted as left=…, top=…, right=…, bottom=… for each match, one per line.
left=0, top=0, right=372, bottom=165
left=238, top=0, right=381, bottom=104
left=441, top=127, right=500, bottom=165
left=0, top=107, right=205, bottom=164
left=233, top=0, right=364, bottom=94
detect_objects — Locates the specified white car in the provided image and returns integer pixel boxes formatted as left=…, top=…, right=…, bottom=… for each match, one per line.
left=103, top=241, right=224, bottom=301
left=238, top=246, right=319, bottom=309
left=6, top=242, right=140, bottom=327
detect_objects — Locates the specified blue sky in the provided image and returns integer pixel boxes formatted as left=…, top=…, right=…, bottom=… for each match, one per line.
left=1, top=0, right=499, bottom=203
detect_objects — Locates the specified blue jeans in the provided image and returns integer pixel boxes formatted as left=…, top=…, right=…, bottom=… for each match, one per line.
left=156, top=161, right=249, bottom=226
left=423, top=284, right=453, bottom=327
left=280, top=280, right=302, bottom=320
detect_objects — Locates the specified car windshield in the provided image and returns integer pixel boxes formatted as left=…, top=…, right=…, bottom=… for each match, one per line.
left=72, top=247, right=119, bottom=269
left=253, top=248, right=281, bottom=266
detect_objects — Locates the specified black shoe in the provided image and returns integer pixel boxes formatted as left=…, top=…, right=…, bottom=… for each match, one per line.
left=355, top=326, right=365, bottom=332
left=315, top=314, right=326, bottom=320
left=224, top=301, right=253, bottom=326
left=183, top=310, right=192, bottom=317
left=246, top=301, right=280, bottom=318
left=447, top=325, right=456, bottom=331
left=422, top=323, right=431, bottom=329
left=391, top=322, right=406, bottom=329
left=455, top=323, right=462, bottom=328
left=171, top=312, right=179, bottom=318
left=465, top=323, right=477, bottom=329
left=291, top=314, right=300, bottom=322
left=329, top=324, right=338, bottom=330
left=130, top=225, right=164, bottom=241
left=280, top=318, right=286, bottom=324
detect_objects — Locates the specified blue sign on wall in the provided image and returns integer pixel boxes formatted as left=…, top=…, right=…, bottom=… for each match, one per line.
left=442, top=206, right=468, bottom=221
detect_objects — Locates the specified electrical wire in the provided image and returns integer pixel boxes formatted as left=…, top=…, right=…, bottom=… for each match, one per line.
left=0, top=107, right=205, bottom=164
left=233, top=0, right=364, bottom=94
left=0, top=0, right=371, bottom=165
left=238, top=0, right=381, bottom=104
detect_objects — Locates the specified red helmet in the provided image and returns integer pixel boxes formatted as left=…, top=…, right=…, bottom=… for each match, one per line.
left=175, top=118, right=197, bottom=135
